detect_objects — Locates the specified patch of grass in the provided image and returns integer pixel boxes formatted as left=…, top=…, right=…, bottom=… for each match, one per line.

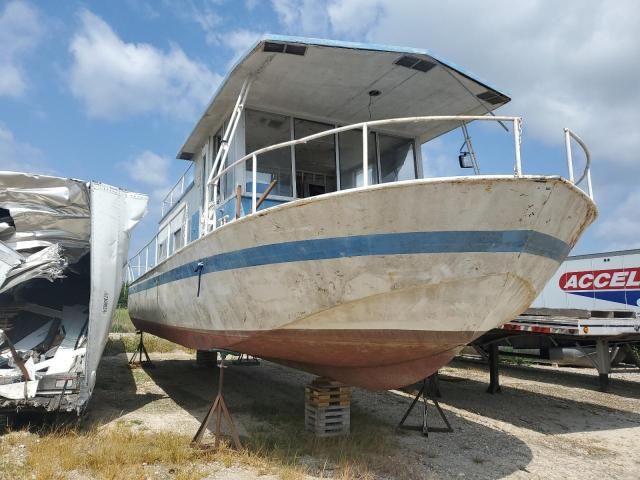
left=110, top=308, right=136, bottom=333
left=103, top=333, right=194, bottom=355
left=10, top=425, right=218, bottom=480
left=242, top=402, right=407, bottom=479
left=2, top=404, right=407, bottom=480
left=499, top=354, right=534, bottom=367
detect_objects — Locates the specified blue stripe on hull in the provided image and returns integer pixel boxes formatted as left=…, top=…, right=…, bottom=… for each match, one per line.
left=129, top=230, right=570, bottom=295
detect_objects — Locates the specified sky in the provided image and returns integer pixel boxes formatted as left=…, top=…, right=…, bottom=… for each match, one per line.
left=1, top=0, right=639, bottom=257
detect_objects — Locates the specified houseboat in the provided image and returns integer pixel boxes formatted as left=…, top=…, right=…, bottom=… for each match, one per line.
left=127, top=36, right=597, bottom=389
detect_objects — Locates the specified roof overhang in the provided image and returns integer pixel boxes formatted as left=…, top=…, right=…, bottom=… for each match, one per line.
left=177, top=35, right=511, bottom=160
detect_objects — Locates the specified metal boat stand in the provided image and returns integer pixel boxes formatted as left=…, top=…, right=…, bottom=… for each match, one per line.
left=192, top=356, right=242, bottom=450
left=128, top=330, right=154, bottom=368
left=397, top=374, right=453, bottom=436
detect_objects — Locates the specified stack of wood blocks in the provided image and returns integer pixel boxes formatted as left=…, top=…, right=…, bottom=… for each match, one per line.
left=304, top=377, right=351, bottom=437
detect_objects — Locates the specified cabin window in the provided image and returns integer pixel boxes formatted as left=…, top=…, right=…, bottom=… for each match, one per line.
left=338, top=130, right=377, bottom=189
left=172, top=228, right=183, bottom=253
left=158, top=241, right=166, bottom=260
left=245, top=110, right=293, bottom=197
left=378, top=134, right=416, bottom=183
left=294, top=119, right=337, bottom=198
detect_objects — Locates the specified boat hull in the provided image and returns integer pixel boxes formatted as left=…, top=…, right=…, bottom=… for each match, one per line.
left=129, top=176, right=596, bottom=389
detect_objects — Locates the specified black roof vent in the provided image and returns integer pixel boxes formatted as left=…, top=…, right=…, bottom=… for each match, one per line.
left=285, top=44, right=307, bottom=56
left=264, top=42, right=285, bottom=53
left=395, top=55, right=436, bottom=73
left=476, top=90, right=507, bottom=105
left=263, top=42, right=307, bottom=56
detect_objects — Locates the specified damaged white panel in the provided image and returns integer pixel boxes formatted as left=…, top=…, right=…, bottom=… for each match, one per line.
left=85, top=183, right=147, bottom=396
left=0, top=171, right=147, bottom=412
left=0, top=380, right=39, bottom=400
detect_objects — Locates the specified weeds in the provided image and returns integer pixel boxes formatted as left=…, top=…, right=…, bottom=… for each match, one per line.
left=103, top=334, right=193, bottom=355
left=3, top=425, right=218, bottom=480
left=110, top=308, right=136, bottom=333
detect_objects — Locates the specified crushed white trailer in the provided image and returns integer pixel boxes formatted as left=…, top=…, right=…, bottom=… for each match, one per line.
left=0, top=172, right=147, bottom=413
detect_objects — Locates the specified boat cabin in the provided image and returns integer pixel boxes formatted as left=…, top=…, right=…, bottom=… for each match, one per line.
left=138, top=36, right=513, bottom=274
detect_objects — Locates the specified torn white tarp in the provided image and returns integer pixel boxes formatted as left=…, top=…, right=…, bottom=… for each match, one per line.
left=0, top=172, right=90, bottom=292
left=0, top=243, right=67, bottom=294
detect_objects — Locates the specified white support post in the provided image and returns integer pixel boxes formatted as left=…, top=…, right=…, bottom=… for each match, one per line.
left=362, top=124, right=369, bottom=187
left=203, top=77, right=252, bottom=233
left=564, top=128, right=575, bottom=183
left=513, top=118, right=522, bottom=177
left=587, top=169, right=594, bottom=201
left=145, top=247, right=149, bottom=273
left=137, top=255, right=141, bottom=280
left=154, top=234, right=158, bottom=265
left=252, top=154, right=257, bottom=213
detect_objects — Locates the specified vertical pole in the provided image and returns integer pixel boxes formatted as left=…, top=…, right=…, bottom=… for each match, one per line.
left=335, top=131, right=341, bottom=190
left=235, top=185, right=242, bottom=219
left=487, top=343, right=501, bottom=394
left=252, top=154, right=257, bottom=213
left=137, top=255, right=141, bottom=281
left=290, top=116, right=297, bottom=199
left=154, top=234, right=158, bottom=265
left=362, top=125, right=369, bottom=187
left=513, top=118, right=522, bottom=177
left=595, top=338, right=610, bottom=392
left=181, top=175, right=185, bottom=195
left=145, top=247, right=148, bottom=273
left=564, top=128, right=575, bottom=183
left=587, top=168, right=594, bottom=200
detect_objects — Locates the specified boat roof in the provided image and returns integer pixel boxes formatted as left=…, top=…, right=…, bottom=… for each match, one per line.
left=177, top=35, right=511, bottom=160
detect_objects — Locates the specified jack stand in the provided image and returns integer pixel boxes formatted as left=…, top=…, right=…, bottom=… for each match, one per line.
left=192, top=357, right=242, bottom=450
left=129, top=331, right=154, bottom=368
left=397, top=374, right=453, bottom=436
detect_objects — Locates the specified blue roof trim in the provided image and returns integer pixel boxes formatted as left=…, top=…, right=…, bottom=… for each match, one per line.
left=177, top=34, right=511, bottom=159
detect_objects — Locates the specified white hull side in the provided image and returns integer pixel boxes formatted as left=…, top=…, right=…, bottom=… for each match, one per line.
left=128, top=176, right=595, bottom=388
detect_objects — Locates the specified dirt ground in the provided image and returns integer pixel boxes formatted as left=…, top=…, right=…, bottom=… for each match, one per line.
left=73, top=343, right=640, bottom=480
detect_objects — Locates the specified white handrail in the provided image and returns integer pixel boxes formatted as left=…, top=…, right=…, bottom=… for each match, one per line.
left=564, top=128, right=593, bottom=200
left=161, top=162, right=194, bottom=217
left=210, top=115, right=523, bottom=198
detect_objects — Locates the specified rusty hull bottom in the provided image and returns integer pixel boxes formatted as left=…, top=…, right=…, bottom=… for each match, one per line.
left=131, top=318, right=475, bottom=390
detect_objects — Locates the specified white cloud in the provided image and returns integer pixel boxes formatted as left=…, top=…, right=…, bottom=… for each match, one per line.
left=0, top=126, right=52, bottom=174
left=271, top=0, right=330, bottom=35
left=69, top=10, right=221, bottom=119
left=593, top=190, right=640, bottom=251
left=0, top=1, right=43, bottom=97
left=123, top=150, right=171, bottom=187
left=219, top=29, right=263, bottom=66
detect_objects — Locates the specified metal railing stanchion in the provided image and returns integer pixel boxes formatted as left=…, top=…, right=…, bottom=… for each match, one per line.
left=252, top=154, right=257, bottom=213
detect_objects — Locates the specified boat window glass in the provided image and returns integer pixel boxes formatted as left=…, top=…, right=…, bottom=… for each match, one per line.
left=294, top=119, right=337, bottom=198
left=339, top=130, right=377, bottom=189
left=172, top=228, right=183, bottom=253
left=378, top=134, right=416, bottom=183
left=245, top=110, right=293, bottom=197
